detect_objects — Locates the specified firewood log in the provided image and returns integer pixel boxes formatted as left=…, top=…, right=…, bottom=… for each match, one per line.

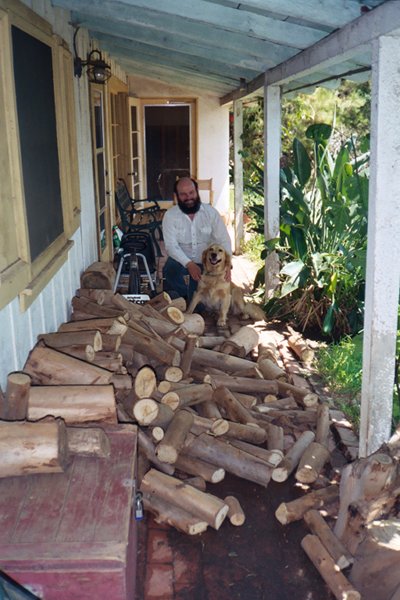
left=160, top=305, right=185, bottom=325
left=180, top=334, right=198, bottom=377
left=171, top=338, right=264, bottom=373
left=101, top=333, right=121, bottom=352
left=276, top=380, right=319, bottom=408
left=301, top=535, right=360, bottom=600
left=174, top=454, right=225, bottom=483
left=66, top=426, right=111, bottom=457
left=257, top=357, right=287, bottom=380
left=80, top=261, right=116, bottom=290
left=137, top=429, right=175, bottom=475
left=212, top=386, right=259, bottom=425
left=181, top=313, right=205, bottom=335
left=275, top=485, right=339, bottom=525
left=24, top=346, right=113, bottom=386
left=122, top=327, right=181, bottom=366
left=195, top=400, right=223, bottom=420
left=91, top=351, right=125, bottom=372
left=133, top=398, right=175, bottom=427
left=219, top=325, right=259, bottom=357
left=39, top=330, right=103, bottom=351
left=224, top=495, right=245, bottom=526
left=265, top=422, right=284, bottom=451
left=161, top=383, right=213, bottom=411
left=295, top=441, right=331, bottom=484
left=147, top=291, right=172, bottom=310
left=227, top=439, right=284, bottom=468
left=183, top=476, right=207, bottom=491
left=142, top=491, right=208, bottom=535
left=57, top=344, right=96, bottom=362
left=72, top=295, right=128, bottom=320
left=261, top=395, right=298, bottom=410
left=231, top=392, right=258, bottom=409
left=210, top=375, right=278, bottom=397
left=134, top=365, right=157, bottom=399
left=222, top=420, right=267, bottom=444
left=156, top=409, right=194, bottom=464
left=4, top=372, right=31, bottom=420
left=287, top=331, right=314, bottom=364
left=150, top=426, right=165, bottom=442
left=0, top=419, right=69, bottom=477
left=303, top=509, right=353, bottom=570
left=140, top=468, right=229, bottom=530
left=197, top=336, right=226, bottom=349
left=155, top=365, right=184, bottom=383
left=272, top=430, right=316, bottom=482
left=183, top=432, right=273, bottom=487
left=58, top=317, right=127, bottom=336
left=28, top=385, right=117, bottom=424
left=168, top=297, right=187, bottom=312
left=315, top=401, right=331, bottom=447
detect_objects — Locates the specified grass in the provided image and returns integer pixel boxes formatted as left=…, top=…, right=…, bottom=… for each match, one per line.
left=316, top=332, right=400, bottom=432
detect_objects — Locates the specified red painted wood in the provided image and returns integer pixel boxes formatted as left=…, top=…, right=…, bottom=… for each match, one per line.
left=0, top=425, right=137, bottom=600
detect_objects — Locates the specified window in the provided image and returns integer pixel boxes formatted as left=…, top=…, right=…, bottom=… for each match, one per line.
left=0, top=0, right=80, bottom=311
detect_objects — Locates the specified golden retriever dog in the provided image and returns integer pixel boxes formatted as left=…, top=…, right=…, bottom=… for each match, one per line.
left=187, top=244, right=265, bottom=327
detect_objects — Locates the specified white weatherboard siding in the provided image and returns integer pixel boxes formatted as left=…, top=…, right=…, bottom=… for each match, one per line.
left=359, top=34, right=400, bottom=456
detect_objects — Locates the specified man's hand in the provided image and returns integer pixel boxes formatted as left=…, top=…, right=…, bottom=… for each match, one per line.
left=187, top=261, right=202, bottom=282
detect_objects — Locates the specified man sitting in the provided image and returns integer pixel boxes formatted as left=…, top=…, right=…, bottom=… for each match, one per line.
left=162, top=177, right=232, bottom=301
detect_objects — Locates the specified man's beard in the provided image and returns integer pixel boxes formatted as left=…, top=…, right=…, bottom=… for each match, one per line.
left=177, top=196, right=201, bottom=215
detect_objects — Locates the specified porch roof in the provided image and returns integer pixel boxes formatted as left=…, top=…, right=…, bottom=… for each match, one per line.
left=52, top=0, right=391, bottom=100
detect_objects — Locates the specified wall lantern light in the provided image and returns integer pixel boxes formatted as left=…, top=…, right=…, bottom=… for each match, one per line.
left=73, top=27, right=111, bottom=84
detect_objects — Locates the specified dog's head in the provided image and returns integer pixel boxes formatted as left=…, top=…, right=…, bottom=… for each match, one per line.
left=202, top=244, right=231, bottom=274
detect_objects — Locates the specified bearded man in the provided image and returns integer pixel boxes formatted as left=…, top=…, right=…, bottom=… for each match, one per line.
left=162, top=177, right=232, bottom=302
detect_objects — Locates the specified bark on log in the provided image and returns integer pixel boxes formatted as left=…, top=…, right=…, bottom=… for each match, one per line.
left=123, top=327, right=181, bottom=366
left=161, top=305, right=185, bottom=325
left=275, top=485, right=340, bottom=525
left=174, top=454, right=225, bottom=483
left=223, top=420, right=267, bottom=445
left=182, top=313, right=205, bottom=335
left=24, top=346, right=113, bottom=386
left=228, top=439, right=284, bottom=468
left=4, top=372, right=31, bottom=420
left=155, top=366, right=184, bottom=383
left=171, top=338, right=262, bottom=374
left=183, top=476, right=207, bottom=491
left=39, top=330, right=103, bottom=351
left=295, top=442, right=331, bottom=484
left=261, top=395, right=298, bottom=410
left=0, top=419, right=69, bottom=477
left=219, top=325, right=259, bottom=357
left=257, top=357, right=287, bottom=380
left=231, top=392, right=257, bottom=409
left=101, top=333, right=121, bottom=352
left=304, top=509, right=353, bottom=570
left=209, top=374, right=279, bottom=396
left=183, top=432, right=273, bottom=487
left=212, top=386, right=259, bottom=425
left=195, top=400, right=223, bottom=420
left=272, top=430, right=316, bottom=482
left=133, top=398, right=175, bottom=427
left=72, top=295, right=128, bottom=320
left=224, top=495, right=245, bottom=526
left=150, top=426, right=165, bottom=442
left=140, top=468, right=229, bottom=530
left=28, top=385, right=117, bottom=424
left=287, top=333, right=314, bottom=364
left=156, top=409, right=194, bottom=463
left=301, top=534, right=360, bottom=600
left=81, top=261, right=116, bottom=290
left=57, top=344, right=95, bottom=363
left=142, top=491, right=207, bottom=535
left=316, top=402, right=331, bottom=447
left=147, top=291, right=172, bottom=310
left=137, top=429, right=175, bottom=475
left=197, top=336, right=226, bottom=349
left=265, top=423, right=284, bottom=452
left=276, top=380, right=319, bottom=407
left=180, top=334, right=198, bottom=378
left=161, top=383, right=213, bottom=411
left=66, top=426, right=111, bottom=457
left=58, top=317, right=127, bottom=336
left=91, top=351, right=125, bottom=372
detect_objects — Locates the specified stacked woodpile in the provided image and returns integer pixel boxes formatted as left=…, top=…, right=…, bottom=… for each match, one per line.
left=1, top=261, right=399, bottom=599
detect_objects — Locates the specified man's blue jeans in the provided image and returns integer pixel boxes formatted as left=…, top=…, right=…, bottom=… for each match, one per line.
left=162, top=257, right=202, bottom=302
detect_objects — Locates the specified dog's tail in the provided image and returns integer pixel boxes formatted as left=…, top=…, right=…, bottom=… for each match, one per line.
left=243, top=301, right=266, bottom=322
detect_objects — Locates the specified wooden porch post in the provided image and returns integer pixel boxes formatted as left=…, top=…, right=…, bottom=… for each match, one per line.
left=233, top=99, right=243, bottom=255
left=263, top=79, right=281, bottom=298
left=359, top=34, right=400, bottom=456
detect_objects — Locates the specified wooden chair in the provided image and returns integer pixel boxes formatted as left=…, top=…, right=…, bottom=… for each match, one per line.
left=197, top=178, right=214, bottom=205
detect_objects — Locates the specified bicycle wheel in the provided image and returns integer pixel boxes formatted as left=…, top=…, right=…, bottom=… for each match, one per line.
left=128, top=255, right=140, bottom=294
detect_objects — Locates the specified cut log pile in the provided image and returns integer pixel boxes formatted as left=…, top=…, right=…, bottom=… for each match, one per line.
left=0, top=261, right=399, bottom=599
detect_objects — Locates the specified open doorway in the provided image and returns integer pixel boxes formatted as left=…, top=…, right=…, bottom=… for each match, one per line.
left=144, top=102, right=196, bottom=200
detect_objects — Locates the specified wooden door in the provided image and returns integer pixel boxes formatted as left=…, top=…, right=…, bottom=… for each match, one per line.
left=128, top=98, right=144, bottom=200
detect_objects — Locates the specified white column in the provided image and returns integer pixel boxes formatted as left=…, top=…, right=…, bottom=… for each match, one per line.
left=233, top=99, right=243, bottom=254
left=359, top=34, right=400, bottom=456
left=263, top=80, right=281, bottom=297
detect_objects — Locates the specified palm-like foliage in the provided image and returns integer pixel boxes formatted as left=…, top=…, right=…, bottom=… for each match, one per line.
left=249, top=123, right=369, bottom=338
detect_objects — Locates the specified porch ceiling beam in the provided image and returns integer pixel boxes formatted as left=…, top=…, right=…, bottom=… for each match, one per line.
left=55, top=0, right=328, bottom=49
left=88, top=23, right=274, bottom=74
left=97, top=34, right=259, bottom=82
left=203, top=0, right=364, bottom=29
left=220, top=0, right=400, bottom=104
left=63, top=3, right=301, bottom=63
